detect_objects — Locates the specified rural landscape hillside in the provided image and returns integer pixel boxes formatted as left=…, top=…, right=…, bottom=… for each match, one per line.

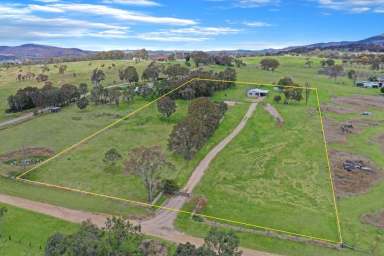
left=0, top=1, right=384, bottom=256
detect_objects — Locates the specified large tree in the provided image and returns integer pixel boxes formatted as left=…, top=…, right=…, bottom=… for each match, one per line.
left=260, top=58, right=280, bottom=71
left=119, top=66, right=139, bottom=84
left=157, top=96, right=176, bottom=118
left=125, top=146, right=173, bottom=202
left=142, top=62, right=161, bottom=81
left=91, top=68, right=106, bottom=87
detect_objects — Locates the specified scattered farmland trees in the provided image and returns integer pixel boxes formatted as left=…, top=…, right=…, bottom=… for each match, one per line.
left=125, top=146, right=173, bottom=202
left=260, top=58, right=280, bottom=71
left=76, top=97, right=89, bottom=110
left=157, top=96, right=176, bottom=118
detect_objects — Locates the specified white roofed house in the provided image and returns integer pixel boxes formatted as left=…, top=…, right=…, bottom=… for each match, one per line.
left=247, top=88, right=269, bottom=98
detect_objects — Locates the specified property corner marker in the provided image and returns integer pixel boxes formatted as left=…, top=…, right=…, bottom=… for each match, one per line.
left=15, top=78, right=342, bottom=245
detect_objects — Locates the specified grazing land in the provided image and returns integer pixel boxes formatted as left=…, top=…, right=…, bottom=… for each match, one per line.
left=0, top=56, right=383, bottom=256
left=0, top=203, right=78, bottom=255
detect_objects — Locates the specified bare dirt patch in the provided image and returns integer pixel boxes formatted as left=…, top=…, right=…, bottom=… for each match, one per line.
left=322, top=95, right=384, bottom=114
left=324, top=118, right=381, bottom=144
left=330, top=150, right=383, bottom=197
left=361, top=210, right=384, bottom=229
left=0, top=147, right=54, bottom=166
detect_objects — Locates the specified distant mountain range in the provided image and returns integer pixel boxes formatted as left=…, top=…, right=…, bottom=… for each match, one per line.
left=278, top=34, right=384, bottom=53
left=0, top=44, right=92, bottom=61
left=1, top=34, right=383, bottom=61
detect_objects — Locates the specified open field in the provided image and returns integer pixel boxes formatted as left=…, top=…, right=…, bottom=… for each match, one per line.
left=0, top=203, right=78, bottom=255
left=0, top=56, right=383, bottom=256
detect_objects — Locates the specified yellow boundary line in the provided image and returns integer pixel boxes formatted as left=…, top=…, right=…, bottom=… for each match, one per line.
left=315, top=88, right=343, bottom=244
left=13, top=78, right=341, bottom=245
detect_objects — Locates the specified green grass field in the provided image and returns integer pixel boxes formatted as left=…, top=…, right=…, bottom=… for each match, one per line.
left=0, top=56, right=383, bottom=256
left=0, top=203, right=78, bottom=255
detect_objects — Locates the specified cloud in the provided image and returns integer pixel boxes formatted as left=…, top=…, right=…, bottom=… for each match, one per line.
left=45, top=3, right=197, bottom=25
left=102, top=0, right=161, bottom=6
left=318, top=0, right=384, bottom=13
left=135, top=26, right=240, bottom=42
left=243, top=21, right=271, bottom=27
left=236, top=0, right=280, bottom=8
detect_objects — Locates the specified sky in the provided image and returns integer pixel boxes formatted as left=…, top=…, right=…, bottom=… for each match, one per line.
left=0, top=0, right=383, bottom=51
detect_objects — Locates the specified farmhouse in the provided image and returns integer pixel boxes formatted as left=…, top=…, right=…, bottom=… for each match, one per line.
left=247, top=88, right=269, bottom=97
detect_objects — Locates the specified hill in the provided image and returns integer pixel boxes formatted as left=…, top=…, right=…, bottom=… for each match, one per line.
left=0, top=44, right=93, bottom=60
left=280, top=33, right=384, bottom=53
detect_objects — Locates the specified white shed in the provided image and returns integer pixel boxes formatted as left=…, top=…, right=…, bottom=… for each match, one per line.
left=247, top=88, right=269, bottom=97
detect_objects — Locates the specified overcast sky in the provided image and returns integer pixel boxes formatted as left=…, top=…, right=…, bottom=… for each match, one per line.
left=0, top=0, right=383, bottom=50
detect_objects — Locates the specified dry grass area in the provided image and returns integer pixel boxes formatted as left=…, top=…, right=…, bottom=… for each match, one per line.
left=361, top=210, right=384, bottom=229
left=330, top=150, right=383, bottom=197
left=0, top=147, right=54, bottom=163
left=322, top=95, right=384, bottom=114
left=324, top=118, right=382, bottom=144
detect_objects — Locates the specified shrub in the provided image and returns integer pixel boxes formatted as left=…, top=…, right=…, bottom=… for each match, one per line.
left=381, top=87, right=384, bottom=94
left=162, top=179, right=179, bottom=195
left=274, top=95, right=282, bottom=103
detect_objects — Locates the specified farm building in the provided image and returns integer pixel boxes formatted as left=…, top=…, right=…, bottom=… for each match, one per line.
left=247, top=88, right=269, bottom=97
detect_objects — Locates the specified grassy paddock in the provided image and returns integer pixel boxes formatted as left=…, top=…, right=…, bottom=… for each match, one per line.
left=0, top=203, right=78, bottom=255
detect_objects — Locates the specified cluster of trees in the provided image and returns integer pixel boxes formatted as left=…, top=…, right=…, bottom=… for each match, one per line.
left=44, top=216, right=242, bottom=256
left=7, top=83, right=84, bottom=112
left=185, top=52, right=243, bottom=67
left=318, top=59, right=345, bottom=80
left=169, top=68, right=237, bottom=100
left=175, top=228, right=241, bottom=256
left=169, top=98, right=227, bottom=160
left=274, top=77, right=308, bottom=104
left=16, top=72, right=35, bottom=81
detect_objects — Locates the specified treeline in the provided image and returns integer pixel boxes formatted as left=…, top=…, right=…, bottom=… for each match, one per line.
left=168, top=67, right=237, bottom=100
left=7, top=83, right=83, bottom=112
left=44, top=216, right=242, bottom=256
left=169, top=98, right=227, bottom=160
left=186, top=51, right=246, bottom=67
